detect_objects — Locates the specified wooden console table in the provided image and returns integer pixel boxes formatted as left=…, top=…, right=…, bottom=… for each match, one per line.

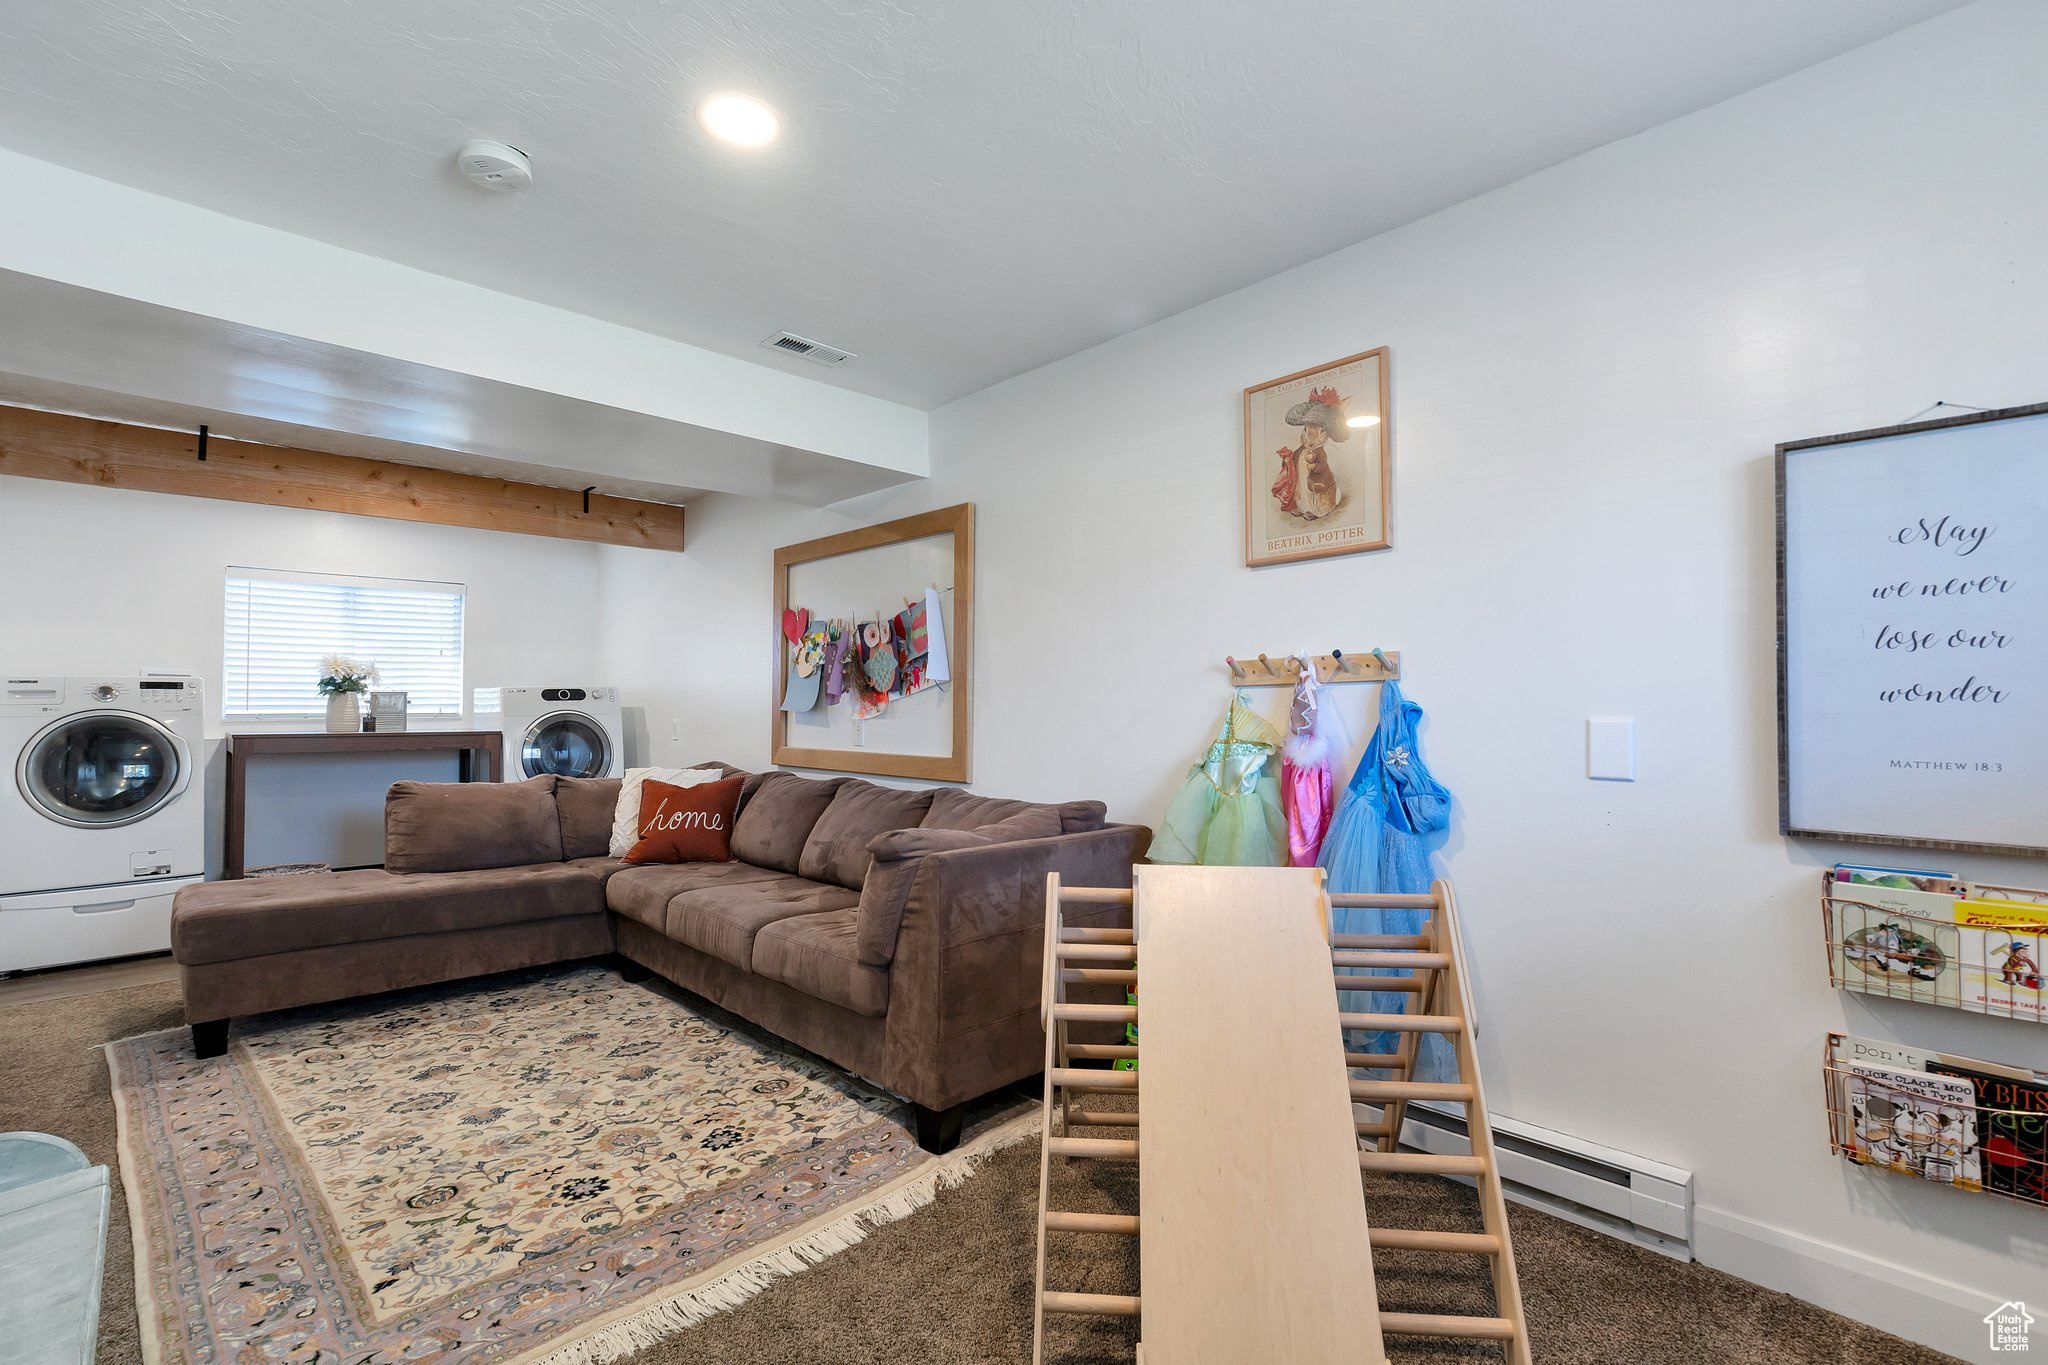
left=223, top=731, right=503, bottom=879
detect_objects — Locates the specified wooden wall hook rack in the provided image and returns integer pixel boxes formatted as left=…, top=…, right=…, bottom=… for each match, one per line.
left=1223, top=648, right=1400, bottom=686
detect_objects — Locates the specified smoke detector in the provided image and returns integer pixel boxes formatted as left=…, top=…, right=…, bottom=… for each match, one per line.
left=456, top=140, right=532, bottom=193
left=761, top=331, right=854, bottom=366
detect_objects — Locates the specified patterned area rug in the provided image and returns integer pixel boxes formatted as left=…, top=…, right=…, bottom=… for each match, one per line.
left=106, top=964, right=1034, bottom=1365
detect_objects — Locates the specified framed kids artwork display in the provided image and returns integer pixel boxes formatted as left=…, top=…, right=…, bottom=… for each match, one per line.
left=771, top=503, right=973, bottom=782
left=1778, top=401, right=2048, bottom=856
left=1244, top=347, right=1391, bottom=567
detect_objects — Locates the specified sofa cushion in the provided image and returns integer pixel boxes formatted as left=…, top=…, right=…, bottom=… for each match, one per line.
left=753, top=909, right=890, bottom=1018
left=605, top=861, right=785, bottom=933
left=729, top=772, right=845, bottom=874
left=1057, top=800, right=1109, bottom=833
left=670, top=875, right=860, bottom=971
left=565, top=855, right=632, bottom=884
left=172, top=862, right=604, bottom=965
left=556, top=777, right=622, bottom=860
left=694, top=761, right=767, bottom=814
left=923, top=788, right=1059, bottom=834
left=384, top=776, right=564, bottom=874
left=799, top=781, right=935, bottom=891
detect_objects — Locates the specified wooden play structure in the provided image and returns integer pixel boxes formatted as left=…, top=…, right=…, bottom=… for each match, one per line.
left=1031, top=864, right=1530, bottom=1365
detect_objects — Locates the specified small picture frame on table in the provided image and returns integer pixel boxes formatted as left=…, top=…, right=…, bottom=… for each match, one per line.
left=368, top=691, right=409, bottom=734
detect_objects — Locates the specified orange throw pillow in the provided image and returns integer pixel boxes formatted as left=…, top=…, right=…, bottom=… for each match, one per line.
left=622, top=775, right=743, bottom=864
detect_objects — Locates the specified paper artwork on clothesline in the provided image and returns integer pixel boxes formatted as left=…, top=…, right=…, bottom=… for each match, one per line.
left=777, top=587, right=952, bottom=722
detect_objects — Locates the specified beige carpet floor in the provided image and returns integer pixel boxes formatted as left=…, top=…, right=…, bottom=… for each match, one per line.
left=2, top=972, right=1955, bottom=1365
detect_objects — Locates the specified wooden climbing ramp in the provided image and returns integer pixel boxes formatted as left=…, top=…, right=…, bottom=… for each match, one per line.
left=1032, top=864, right=1531, bottom=1365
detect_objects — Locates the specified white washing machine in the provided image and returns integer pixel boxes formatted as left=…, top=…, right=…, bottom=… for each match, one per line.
left=0, top=675, right=205, bottom=971
left=496, top=687, right=624, bottom=780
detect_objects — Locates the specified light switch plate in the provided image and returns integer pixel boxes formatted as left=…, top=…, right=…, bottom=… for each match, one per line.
left=1587, top=718, right=1636, bottom=781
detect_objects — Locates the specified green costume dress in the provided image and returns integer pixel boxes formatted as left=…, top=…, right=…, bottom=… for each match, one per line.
left=1148, top=697, right=1287, bottom=866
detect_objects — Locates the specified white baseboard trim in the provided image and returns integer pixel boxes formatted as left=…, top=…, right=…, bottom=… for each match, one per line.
left=1692, top=1203, right=2006, bottom=1361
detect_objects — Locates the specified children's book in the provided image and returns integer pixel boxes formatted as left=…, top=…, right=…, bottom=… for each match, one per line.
left=1833, top=863, right=1956, bottom=891
left=1924, top=1063, right=2048, bottom=1206
left=1952, top=896, right=2048, bottom=1022
left=1840, top=1060, right=1982, bottom=1188
left=1830, top=871, right=1959, bottom=1002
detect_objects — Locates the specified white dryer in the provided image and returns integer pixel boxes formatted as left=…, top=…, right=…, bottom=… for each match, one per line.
left=497, top=687, right=624, bottom=780
left=0, top=675, right=205, bottom=971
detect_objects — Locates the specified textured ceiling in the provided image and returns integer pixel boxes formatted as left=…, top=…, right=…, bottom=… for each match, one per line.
left=0, top=0, right=1966, bottom=408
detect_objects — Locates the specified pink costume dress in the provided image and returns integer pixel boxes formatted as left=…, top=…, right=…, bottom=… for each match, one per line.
left=1279, top=660, right=1335, bottom=867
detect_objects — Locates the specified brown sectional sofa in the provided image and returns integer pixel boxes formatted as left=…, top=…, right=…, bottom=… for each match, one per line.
left=171, top=764, right=1144, bottom=1152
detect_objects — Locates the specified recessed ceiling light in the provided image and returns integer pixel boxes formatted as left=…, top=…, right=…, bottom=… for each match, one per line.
left=1347, top=414, right=1381, bottom=428
left=697, top=93, right=778, bottom=147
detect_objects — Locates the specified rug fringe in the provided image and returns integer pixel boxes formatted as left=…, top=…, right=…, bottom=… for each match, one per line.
left=526, top=1111, right=1040, bottom=1365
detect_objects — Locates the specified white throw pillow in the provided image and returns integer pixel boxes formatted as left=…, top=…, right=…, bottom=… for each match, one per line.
left=610, top=766, right=722, bottom=857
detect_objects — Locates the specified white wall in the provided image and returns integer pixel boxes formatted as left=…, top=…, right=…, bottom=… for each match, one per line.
left=0, top=477, right=606, bottom=871
left=0, top=146, right=930, bottom=480
left=598, top=2, right=2048, bottom=1355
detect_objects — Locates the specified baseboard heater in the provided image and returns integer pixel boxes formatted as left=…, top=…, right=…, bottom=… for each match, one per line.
left=1376, top=1102, right=1694, bottom=1260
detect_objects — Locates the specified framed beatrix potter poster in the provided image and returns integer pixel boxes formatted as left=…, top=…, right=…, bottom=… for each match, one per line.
left=1245, top=348, right=1390, bottom=567
left=1778, top=401, right=2048, bottom=856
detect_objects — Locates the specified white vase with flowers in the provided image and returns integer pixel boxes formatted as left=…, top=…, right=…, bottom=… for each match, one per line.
left=318, top=656, right=380, bottom=734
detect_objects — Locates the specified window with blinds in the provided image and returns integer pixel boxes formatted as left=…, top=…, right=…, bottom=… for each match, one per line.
left=222, top=568, right=466, bottom=720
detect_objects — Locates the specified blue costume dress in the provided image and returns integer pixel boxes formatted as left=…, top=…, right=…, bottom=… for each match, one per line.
left=1318, top=680, right=1455, bottom=1081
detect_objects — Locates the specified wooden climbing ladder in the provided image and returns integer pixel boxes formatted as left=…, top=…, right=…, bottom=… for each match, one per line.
left=1031, top=864, right=1531, bottom=1365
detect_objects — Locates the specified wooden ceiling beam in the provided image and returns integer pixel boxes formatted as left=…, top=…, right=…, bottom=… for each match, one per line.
left=0, top=403, right=685, bottom=552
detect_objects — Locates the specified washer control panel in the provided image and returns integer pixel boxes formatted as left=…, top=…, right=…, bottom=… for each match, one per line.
left=134, top=679, right=200, bottom=708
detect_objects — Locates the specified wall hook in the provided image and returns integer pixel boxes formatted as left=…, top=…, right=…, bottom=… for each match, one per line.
left=197, top=424, right=209, bottom=462
left=580, top=485, right=596, bottom=514
left=1371, top=647, right=1391, bottom=672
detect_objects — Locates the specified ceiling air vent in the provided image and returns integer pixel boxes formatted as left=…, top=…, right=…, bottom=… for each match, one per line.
left=761, top=331, right=854, bottom=366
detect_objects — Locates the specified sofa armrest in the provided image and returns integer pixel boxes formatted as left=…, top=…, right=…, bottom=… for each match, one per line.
left=874, top=823, right=1145, bottom=1110
left=914, top=824, right=1143, bottom=948
left=857, top=824, right=1141, bottom=967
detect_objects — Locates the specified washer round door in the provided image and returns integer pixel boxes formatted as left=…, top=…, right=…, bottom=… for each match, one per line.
left=17, top=710, right=190, bottom=829
left=520, top=711, right=613, bottom=779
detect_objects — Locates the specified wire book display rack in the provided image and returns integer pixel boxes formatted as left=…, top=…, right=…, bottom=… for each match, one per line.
left=1822, top=873, right=2048, bottom=1024
left=1822, top=1033, right=2048, bottom=1212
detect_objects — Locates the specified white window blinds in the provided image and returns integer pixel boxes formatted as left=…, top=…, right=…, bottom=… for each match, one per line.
left=223, top=568, right=466, bottom=720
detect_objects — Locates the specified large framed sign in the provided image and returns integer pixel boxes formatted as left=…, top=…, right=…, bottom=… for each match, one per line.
left=1778, top=402, right=2048, bottom=856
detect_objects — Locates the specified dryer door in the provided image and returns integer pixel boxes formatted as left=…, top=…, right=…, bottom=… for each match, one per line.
left=519, top=711, right=613, bottom=779
left=17, top=710, right=190, bottom=829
